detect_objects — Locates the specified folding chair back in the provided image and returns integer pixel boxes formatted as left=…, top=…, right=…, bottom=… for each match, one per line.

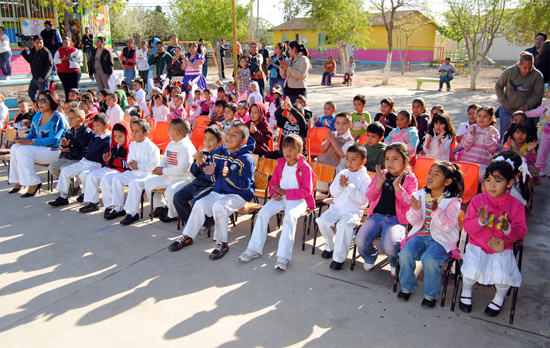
left=152, top=121, right=170, bottom=152
left=190, top=126, right=206, bottom=152
left=194, top=116, right=210, bottom=128
left=358, top=133, right=368, bottom=145
left=145, top=118, right=156, bottom=139
left=413, top=157, right=437, bottom=189
left=258, top=158, right=278, bottom=176
left=307, top=127, right=330, bottom=158
left=453, top=161, right=480, bottom=204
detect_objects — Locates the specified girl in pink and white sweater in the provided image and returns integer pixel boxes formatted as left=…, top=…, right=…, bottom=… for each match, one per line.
left=526, top=87, right=550, bottom=176
left=384, top=110, right=419, bottom=159
left=459, top=159, right=527, bottom=317
left=459, top=106, right=500, bottom=182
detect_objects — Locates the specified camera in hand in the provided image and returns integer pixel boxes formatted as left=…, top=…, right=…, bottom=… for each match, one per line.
left=16, top=33, right=34, bottom=48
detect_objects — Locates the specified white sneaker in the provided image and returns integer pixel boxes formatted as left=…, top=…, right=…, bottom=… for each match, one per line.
left=198, top=226, right=209, bottom=235
left=238, top=248, right=260, bottom=262
left=5, top=76, right=10, bottom=80
left=274, top=257, right=289, bottom=271
left=390, top=266, right=396, bottom=277
left=363, top=262, right=374, bottom=272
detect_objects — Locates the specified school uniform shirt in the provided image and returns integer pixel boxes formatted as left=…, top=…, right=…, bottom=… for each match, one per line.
left=127, top=138, right=160, bottom=175
left=106, top=121, right=132, bottom=172
left=59, top=127, right=89, bottom=161
left=106, top=105, right=124, bottom=127
left=77, top=126, right=112, bottom=164
left=330, top=167, right=371, bottom=216
left=135, top=89, right=149, bottom=117
left=160, top=136, right=196, bottom=178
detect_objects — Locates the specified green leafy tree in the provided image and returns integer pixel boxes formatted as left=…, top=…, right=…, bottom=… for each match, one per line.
left=281, top=0, right=303, bottom=21
left=169, top=0, right=250, bottom=79
left=438, top=11, right=464, bottom=43
left=444, top=0, right=507, bottom=90
left=299, top=0, right=371, bottom=73
left=369, top=0, right=414, bottom=85
left=503, top=0, right=550, bottom=47
left=110, top=5, right=171, bottom=43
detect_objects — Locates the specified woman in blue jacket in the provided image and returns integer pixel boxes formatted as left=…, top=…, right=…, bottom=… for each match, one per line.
left=9, top=90, right=68, bottom=197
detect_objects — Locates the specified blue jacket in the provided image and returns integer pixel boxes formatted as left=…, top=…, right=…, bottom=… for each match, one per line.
left=59, top=127, right=89, bottom=161
left=77, top=126, right=112, bottom=165
left=314, top=115, right=336, bottom=131
left=191, top=150, right=215, bottom=189
left=207, top=137, right=256, bottom=202
left=24, top=111, right=68, bottom=149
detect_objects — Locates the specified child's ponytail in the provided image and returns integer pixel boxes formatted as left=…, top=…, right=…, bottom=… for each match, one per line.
left=431, top=161, right=464, bottom=198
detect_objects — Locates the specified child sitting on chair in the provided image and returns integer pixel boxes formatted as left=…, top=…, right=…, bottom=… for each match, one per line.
left=423, top=113, right=456, bottom=161
left=364, top=122, right=387, bottom=172
left=168, top=124, right=255, bottom=260
left=350, top=94, right=370, bottom=138
left=48, top=112, right=111, bottom=206
left=397, top=161, right=464, bottom=308
left=459, top=158, right=528, bottom=317
left=208, top=99, right=226, bottom=126
left=144, top=118, right=196, bottom=223
left=264, top=97, right=308, bottom=160
left=105, top=93, right=124, bottom=127
left=239, top=134, right=315, bottom=271
left=316, top=112, right=355, bottom=173
left=384, top=110, right=419, bottom=159
left=316, top=144, right=371, bottom=270
left=313, top=101, right=336, bottom=131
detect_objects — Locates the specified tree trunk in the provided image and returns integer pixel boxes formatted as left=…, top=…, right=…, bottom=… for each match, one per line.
left=469, top=62, right=479, bottom=90
left=382, top=49, right=392, bottom=85
left=338, top=40, right=348, bottom=74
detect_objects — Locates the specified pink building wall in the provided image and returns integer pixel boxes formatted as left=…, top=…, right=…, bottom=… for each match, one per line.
left=308, top=48, right=435, bottom=64
left=0, top=49, right=32, bottom=77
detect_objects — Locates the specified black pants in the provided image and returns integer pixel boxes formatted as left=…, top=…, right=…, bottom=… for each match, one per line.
left=173, top=184, right=213, bottom=225
left=283, top=86, right=307, bottom=104
left=58, top=71, right=82, bottom=99
left=253, top=78, right=265, bottom=98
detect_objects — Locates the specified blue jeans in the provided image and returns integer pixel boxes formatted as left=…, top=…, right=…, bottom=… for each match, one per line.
left=439, top=75, right=453, bottom=89
left=202, top=59, right=208, bottom=78
left=124, top=68, right=136, bottom=85
left=269, top=77, right=285, bottom=93
left=498, top=106, right=514, bottom=145
left=355, top=214, right=405, bottom=267
left=0, top=50, right=12, bottom=76
left=322, top=71, right=335, bottom=85
left=398, top=234, right=449, bottom=300
left=28, top=77, right=51, bottom=102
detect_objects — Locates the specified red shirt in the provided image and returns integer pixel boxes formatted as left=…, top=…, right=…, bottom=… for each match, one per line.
left=324, top=61, right=336, bottom=73
left=56, top=47, right=80, bottom=73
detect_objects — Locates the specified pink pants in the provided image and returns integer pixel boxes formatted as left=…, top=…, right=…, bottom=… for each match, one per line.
left=536, top=132, right=550, bottom=174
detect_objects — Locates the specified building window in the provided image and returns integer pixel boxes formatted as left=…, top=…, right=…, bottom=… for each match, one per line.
left=282, top=33, right=288, bottom=42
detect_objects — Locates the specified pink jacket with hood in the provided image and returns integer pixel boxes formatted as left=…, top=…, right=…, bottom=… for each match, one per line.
left=366, top=169, right=418, bottom=225
left=269, top=156, right=315, bottom=210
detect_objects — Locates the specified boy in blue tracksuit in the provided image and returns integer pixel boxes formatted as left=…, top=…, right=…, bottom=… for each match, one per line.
left=169, top=123, right=255, bottom=260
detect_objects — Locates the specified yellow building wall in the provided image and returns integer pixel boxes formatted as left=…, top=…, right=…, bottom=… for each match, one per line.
left=271, top=23, right=437, bottom=50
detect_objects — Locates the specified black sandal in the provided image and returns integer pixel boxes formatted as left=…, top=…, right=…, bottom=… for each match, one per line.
left=484, top=301, right=503, bottom=317
left=459, top=296, right=472, bottom=313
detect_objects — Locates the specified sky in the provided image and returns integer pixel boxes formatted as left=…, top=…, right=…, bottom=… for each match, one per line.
left=130, top=0, right=286, bottom=27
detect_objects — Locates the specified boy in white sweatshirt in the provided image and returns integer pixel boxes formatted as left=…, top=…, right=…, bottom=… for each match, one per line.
left=315, top=144, right=371, bottom=270
left=101, top=119, right=160, bottom=224
left=105, top=92, right=124, bottom=127
left=143, top=118, right=196, bottom=223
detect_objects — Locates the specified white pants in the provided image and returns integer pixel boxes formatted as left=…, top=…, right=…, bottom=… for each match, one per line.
left=182, top=192, right=247, bottom=243
left=100, top=171, right=151, bottom=214
left=84, top=167, right=120, bottom=204
left=143, top=176, right=193, bottom=218
left=9, top=144, right=60, bottom=186
left=316, top=205, right=361, bottom=263
left=56, top=158, right=101, bottom=195
left=247, top=198, right=307, bottom=261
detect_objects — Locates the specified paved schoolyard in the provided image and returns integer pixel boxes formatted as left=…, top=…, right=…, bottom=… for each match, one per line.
left=0, top=85, right=549, bottom=347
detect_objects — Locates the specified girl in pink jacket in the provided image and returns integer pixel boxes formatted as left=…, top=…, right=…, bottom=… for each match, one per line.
left=397, top=161, right=464, bottom=308
left=239, top=134, right=315, bottom=271
left=355, top=143, right=418, bottom=276
left=459, top=158, right=528, bottom=317
left=384, top=110, right=419, bottom=159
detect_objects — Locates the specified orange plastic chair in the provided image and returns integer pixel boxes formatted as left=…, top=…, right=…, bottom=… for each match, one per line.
left=123, top=115, right=131, bottom=123
left=412, top=157, right=437, bottom=189
left=152, top=121, right=170, bottom=153
left=307, top=127, right=330, bottom=158
left=358, top=133, right=368, bottom=145
left=190, top=126, right=206, bottom=152
left=195, top=116, right=210, bottom=128
left=145, top=118, right=156, bottom=139
left=454, top=161, right=480, bottom=204
left=269, top=137, right=274, bottom=151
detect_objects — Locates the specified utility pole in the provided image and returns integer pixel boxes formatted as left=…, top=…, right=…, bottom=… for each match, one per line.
left=256, top=0, right=259, bottom=42
left=232, top=0, right=239, bottom=75
left=249, top=0, right=254, bottom=40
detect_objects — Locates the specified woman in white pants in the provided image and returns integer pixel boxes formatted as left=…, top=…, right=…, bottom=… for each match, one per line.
left=9, top=90, right=68, bottom=197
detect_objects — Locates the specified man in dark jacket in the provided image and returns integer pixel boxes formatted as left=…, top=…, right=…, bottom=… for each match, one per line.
left=40, top=21, right=61, bottom=65
left=21, top=36, right=53, bottom=102
left=219, top=39, right=227, bottom=78
left=525, top=33, right=547, bottom=59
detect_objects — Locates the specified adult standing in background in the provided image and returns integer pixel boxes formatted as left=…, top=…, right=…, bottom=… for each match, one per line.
left=0, top=26, right=12, bottom=80
left=81, top=27, right=94, bottom=63
left=54, top=37, right=83, bottom=99
left=121, top=39, right=137, bottom=85
left=535, top=40, right=550, bottom=84
left=525, top=33, right=547, bottom=59
left=40, top=21, right=62, bottom=61
left=438, top=57, right=456, bottom=91
left=259, top=43, right=269, bottom=81
left=136, top=40, right=150, bottom=83
left=21, top=36, right=53, bottom=102
left=219, top=39, right=227, bottom=79
left=279, top=40, right=310, bottom=103
left=181, top=42, right=206, bottom=94
left=167, top=35, right=182, bottom=57
left=199, top=39, right=208, bottom=78
left=248, top=42, right=265, bottom=97
left=495, top=52, right=544, bottom=135
left=148, top=41, right=172, bottom=79
left=267, top=42, right=286, bottom=92
left=88, top=36, right=114, bottom=91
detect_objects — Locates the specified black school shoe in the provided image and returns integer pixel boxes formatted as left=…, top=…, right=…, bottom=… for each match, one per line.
left=104, top=207, right=113, bottom=217
left=484, top=302, right=503, bottom=317
left=48, top=196, right=69, bottom=207
left=76, top=194, right=84, bottom=203
left=104, top=209, right=126, bottom=220
left=159, top=213, right=178, bottom=223
left=79, top=202, right=100, bottom=213
left=152, top=207, right=168, bottom=218
left=209, top=242, right=229, bottom=260
left=168, top=235, right=193, bottom=251
left=459, top=297, right=472, bottom=313
left=329, top=261, right=343, bottom=270
left=421, top=298, right=437, bottom=309
left=397, top=291, right=411, bottom=301
left=120, top=213, right=140, bottom=225
left=321, top=250, right=333, bottom=259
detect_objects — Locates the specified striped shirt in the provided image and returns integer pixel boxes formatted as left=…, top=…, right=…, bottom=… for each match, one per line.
left=459, top=125, right=500, bottom=166
left=417, top=200, right=433, bottom=236
left=185, top=53, right=204, bottom=75
left=165, top=150, right=178, bottom=166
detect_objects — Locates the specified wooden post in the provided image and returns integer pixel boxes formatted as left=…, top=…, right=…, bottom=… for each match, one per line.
left=232, top=0, right=238, bottom=82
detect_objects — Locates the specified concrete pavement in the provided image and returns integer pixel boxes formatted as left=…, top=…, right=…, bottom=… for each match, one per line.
left=1, top=85, right=549, bottom=347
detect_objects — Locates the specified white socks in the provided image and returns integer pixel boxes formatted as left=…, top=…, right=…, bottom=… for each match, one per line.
left=460, top=277, right=476, bottom=305
left=488, top=284, right=509, bottom=310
